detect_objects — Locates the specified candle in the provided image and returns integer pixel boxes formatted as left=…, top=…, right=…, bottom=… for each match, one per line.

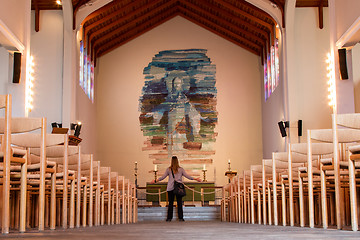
left=154, top=164, right=157, bottom=171
left=228, top=159, right=231, bottom=164
left=203, top=164, right=206, bottom=171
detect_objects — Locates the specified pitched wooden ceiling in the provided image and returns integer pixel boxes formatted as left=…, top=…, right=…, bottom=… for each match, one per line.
left=82, top=0, right=279, bottom=65
left=32, top=0, right=328, bottom=64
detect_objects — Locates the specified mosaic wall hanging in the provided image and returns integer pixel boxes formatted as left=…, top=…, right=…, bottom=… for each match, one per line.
left=139, top=49, right=218, bottom=175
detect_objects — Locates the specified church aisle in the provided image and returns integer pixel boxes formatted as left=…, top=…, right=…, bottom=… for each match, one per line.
left=2, top=221, right=360, bottom=240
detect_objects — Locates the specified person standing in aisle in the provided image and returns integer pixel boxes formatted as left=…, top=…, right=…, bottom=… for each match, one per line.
left=151, top=156, right=201, bottom=221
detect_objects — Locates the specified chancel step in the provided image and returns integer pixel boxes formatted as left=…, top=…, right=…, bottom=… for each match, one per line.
left=137, top=206, right=220, bottom=222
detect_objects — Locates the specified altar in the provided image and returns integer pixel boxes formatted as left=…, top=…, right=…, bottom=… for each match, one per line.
left=145, top=182, right=216, bottom=203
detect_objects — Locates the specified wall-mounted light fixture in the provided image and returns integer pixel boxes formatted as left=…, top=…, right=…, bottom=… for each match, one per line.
left=25, top=55, right=34, bottom=116
left=326, top=52, right=336, bottom=109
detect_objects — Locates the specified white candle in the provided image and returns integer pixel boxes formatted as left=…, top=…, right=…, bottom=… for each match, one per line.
left=203, top=164, right=206, bottom=170
left=154, top=164, right=157, bottom=171
left=228, top=159, right=231, bottom=164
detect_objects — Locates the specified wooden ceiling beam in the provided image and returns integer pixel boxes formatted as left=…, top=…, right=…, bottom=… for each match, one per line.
left=178, top=6, right=263, bottom=51
left=218, top=0, right=274, bottom=50
left=31, top=0, right=62, bottom=10
left=234, top=0, right=276, bottom=27
left=185, top=0, right=268, bottom=43
left=218, top=0, right=273, bottom=31
left=296, top=0, right=328, bottom=7
left=81, top=0, right=125, bottom=28
left=177, top=8, right=260, bottom=56
left=34, top=0, right=40, bottom=32
left=95, top=11, right=179, bottom=60
left=86, top=0, right=168, bottom=54
left=84, top=0, right=164, bottom=43
left=318, top=0, right=324, bottom=29
left=95, top=6, right=262, bottom=61
left=181, top=0, right=266, bottom=47
left=91, top=1, right=176, bottom=58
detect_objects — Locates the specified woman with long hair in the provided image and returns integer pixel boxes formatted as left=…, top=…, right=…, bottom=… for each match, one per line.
left=151, top=156, right=201, bottom=221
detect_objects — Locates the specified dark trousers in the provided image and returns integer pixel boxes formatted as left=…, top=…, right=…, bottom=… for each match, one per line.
left=167, top=190, right=183, bottom=220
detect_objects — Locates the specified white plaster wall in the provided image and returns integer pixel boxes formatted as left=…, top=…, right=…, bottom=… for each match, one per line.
left=0, top=0, right=27, bottom=44
left=261, top=59, right=286, bottom=158
left=0, top=46, right=10, bottom=96
left=0, top=0, right=30, bottom=117
left=29, top=10, right=63, bottom=129
left=288, top=8, right=332, bottom=134
left=75, top=79, right=97, bottom=157
left=335, top=0, right=360, bottom=40
left=353, top=43, right=360, bottom=113
left=262, top=7, right=333, bottom=157
left=95, top=16, right=263, bottom=186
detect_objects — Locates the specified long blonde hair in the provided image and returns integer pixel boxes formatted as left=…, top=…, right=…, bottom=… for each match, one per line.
left=170, top=156, right=180, bottom=173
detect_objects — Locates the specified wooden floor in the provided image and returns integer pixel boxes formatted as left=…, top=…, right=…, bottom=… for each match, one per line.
left=2, top=221, right=360, bottom=239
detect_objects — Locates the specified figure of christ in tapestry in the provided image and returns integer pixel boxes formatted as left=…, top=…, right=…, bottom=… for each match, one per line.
left=139, top=49, right=217, bottom=175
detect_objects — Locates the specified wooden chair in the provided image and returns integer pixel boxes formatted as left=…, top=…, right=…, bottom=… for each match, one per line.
left=291, top=141, right=333, bottom=228
left=261, top=159, right=272, bottom=225
left=281, top=148, right=325, bottom=227
left=286, top=145, right=315, bottom=227
left=118, top=176, right=126, bottom=224
left=100, top=167, right=111, bottom=225
left=233, top=172, right=243, bottom=223
left=93, top=161, right=101, bottom=226
left=66, top=150, right=86, bottom=228
left=2, top=117, right=55, bottom=232
left=348, top=145, right=360, bottom=231
left=242, top=170, right=251, bottom=224
left=261, top=159, right=274, bottom=225
left=270, top=152, right=289, bottom=226
left=13, top=132, right=68, bottom=232
left=29, top=135, right=78, bottom=229
left=110, top=172, right=117, bottom=225
left=231, top=172, right=244, bottom=223
left=232, top=175, right=241, bottom=224
left=0, top=95, right=12, bottom=234
left=336, top=113, right=360, bottom=231
left=308, top=128, right=360, bottom=229
left=79, top=154, right=96, bottom=227
left=250, top=165, right=262, bottom=224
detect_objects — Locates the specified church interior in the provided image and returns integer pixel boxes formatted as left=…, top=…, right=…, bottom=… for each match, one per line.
left=1, top=0, right=360, bottom=238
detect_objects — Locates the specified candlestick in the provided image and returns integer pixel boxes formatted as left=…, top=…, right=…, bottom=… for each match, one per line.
left=202, top=169, right=207, bottom=182
left=153, top=164, right=158, bottom=183
left=134, top=161, right=138, bottom=196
